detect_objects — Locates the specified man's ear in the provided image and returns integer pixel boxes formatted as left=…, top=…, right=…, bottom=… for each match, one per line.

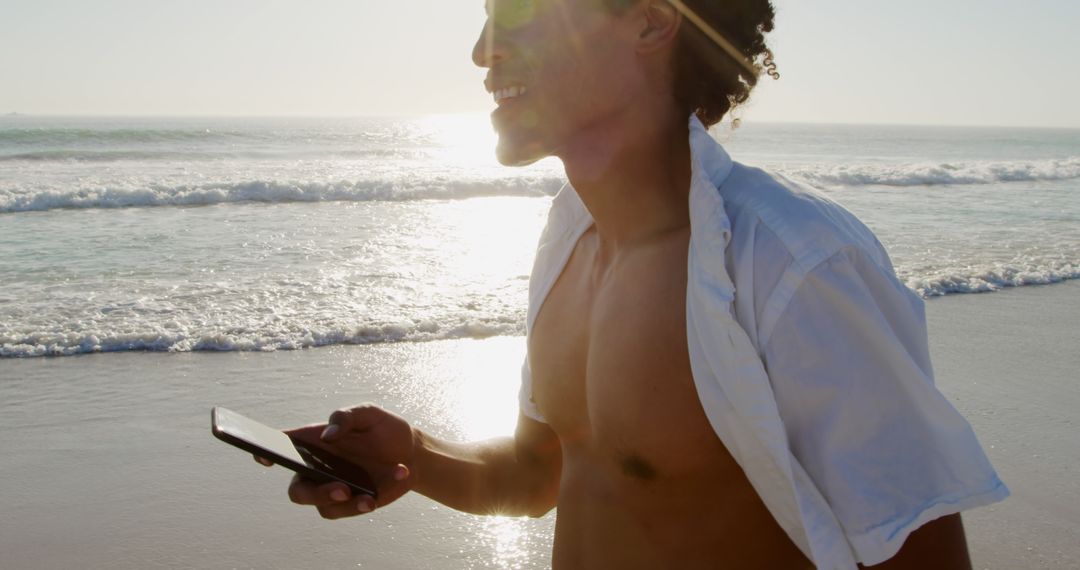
left=636, top=0, right=681, bottom=54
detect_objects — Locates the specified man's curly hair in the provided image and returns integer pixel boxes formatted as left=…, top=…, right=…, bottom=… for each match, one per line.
left=671, top=0, right=777, bottom=127
left=605, top=0, right=778, bottom=128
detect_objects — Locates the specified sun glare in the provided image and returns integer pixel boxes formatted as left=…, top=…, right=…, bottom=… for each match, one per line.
left=482, top=515, right=538, bottom=569
left=416, top=112, right=501, bottom=167
left=449, top=337, right=526, bottom=440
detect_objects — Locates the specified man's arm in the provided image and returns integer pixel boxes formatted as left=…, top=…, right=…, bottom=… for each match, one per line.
left=862, top=514, right=971, bottom=570
left=412, top=413, right=562, bottom=517
left=279, top=405, right=561, bottom=519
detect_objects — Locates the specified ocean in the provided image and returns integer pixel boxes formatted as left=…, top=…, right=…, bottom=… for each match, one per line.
left=2, top=115, right=1079, bottom=570
left=2, top=115, right=1078, bottom=358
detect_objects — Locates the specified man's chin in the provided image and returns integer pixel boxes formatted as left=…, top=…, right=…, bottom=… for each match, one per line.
left=494, top=138, right=549, bottom=167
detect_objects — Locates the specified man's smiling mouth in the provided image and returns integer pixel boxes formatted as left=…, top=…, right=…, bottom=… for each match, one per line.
left=493, top=85, right=528, bottom=105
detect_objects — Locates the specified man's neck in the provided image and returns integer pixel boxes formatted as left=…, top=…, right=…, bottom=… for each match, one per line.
left=555, top=105, right=692, bottom=251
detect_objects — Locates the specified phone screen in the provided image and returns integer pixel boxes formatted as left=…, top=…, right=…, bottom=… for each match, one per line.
left=211, top=407, right=377, bottom=498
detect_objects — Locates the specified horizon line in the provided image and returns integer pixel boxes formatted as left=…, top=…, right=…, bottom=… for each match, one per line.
left=2, top=111, right=1079, bottom=131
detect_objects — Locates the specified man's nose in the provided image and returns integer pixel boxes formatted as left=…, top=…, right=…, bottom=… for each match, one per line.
left=472, top=20, right=509, bottom=68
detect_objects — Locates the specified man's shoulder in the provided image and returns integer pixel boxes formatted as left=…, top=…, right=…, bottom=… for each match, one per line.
left=720, top=162, right=893, bottom=274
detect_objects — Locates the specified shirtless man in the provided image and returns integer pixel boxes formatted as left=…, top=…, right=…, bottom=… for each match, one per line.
left=267, top=1, right=1006, bottom=567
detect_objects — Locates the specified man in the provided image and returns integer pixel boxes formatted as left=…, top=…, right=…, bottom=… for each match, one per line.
left=266, top=0, right=1007, bottom=567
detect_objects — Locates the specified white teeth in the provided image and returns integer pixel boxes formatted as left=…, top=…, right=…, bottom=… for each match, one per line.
left=493, top=86, right=527, bottom=104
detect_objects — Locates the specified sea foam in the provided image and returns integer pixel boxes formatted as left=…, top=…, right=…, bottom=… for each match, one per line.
left=0, top=176, right=565, bottom=213
left=0, top=317, right=523, bottom=358
left=903, top=260, right=1080, bottom=297
left=786, top=156, right=1080, bottom=187
left=4, top=261, right=1078, bottom=358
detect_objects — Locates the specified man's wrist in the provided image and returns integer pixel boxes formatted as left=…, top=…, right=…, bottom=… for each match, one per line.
left=408, top=425, right=430, bottom=495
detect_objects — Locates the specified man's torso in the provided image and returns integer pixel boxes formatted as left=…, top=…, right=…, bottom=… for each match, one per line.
left=529, top=224, right=810, bottom=569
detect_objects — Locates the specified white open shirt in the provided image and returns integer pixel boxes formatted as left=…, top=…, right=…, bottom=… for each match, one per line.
left=519, top=116, right=1008, bottom=568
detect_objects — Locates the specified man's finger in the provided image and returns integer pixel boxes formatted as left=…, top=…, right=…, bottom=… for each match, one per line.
left=285, top=423, right=327, bottom=446
left=316, top=497, right=373, bottom=520
left=287, top=475, right=352, bottom=506
left=253, top=455, right=273, bottom=467
left=324, top=404, right=381, bottom=441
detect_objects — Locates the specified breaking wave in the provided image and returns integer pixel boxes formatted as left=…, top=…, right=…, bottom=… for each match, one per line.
left=904, top=260, right=1080, bottom=297
left=786, top=156, right=1080, bottom=187
left=0, top=176, right=565, bottom=213
left=0, top=316, right=525, bottom=358
left=4, top=262, right=1078, bottom=358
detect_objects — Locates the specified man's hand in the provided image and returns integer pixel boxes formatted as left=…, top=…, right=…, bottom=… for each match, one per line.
left=260, top=407, right=561, bottom=519
left=255, top=404, right=416, bottom=519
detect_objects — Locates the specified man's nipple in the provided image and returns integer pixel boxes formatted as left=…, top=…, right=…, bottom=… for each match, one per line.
left=621, top=454, right=658, bottom=481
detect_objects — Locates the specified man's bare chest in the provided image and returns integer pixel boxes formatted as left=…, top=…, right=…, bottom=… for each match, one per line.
left=530, top=228, right=810, bottom=568
left=528, top=227, right=722, bottom=475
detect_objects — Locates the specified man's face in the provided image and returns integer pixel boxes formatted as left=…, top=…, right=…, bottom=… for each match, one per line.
left=473, top=0, right=642, bottom=166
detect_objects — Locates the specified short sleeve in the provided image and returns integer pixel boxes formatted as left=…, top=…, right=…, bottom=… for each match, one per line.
left=763, top=246, right=1008, bottom=566
left=519, top=352, right=547, bottom=423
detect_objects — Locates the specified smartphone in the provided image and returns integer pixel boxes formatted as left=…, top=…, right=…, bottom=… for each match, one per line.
left=211, top=406, right=377, bottom=498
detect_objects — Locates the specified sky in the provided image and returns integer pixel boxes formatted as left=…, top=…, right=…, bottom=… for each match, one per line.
left=1, top=0, right=1078, bottom=127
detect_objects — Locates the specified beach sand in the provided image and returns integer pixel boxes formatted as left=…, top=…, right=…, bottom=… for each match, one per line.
left=1, top=282, right=1077, bottom=569
left=926, top=281, right=1080, bottom=569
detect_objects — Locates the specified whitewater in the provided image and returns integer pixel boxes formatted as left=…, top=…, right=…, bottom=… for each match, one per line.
left=2, top=115, right=1078, bottom=357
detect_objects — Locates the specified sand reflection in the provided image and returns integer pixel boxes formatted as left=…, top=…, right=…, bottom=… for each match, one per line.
left=482, top=515, right=538, bottom=570
left=445, top=336, right=526, bottom=441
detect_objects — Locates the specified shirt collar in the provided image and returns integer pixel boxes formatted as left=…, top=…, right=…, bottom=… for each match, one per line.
left=688, top=114, right=734, bottom=189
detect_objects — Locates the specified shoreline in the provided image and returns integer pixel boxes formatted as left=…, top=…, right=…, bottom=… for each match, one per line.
left=4, top=278, right=1080, bottom=361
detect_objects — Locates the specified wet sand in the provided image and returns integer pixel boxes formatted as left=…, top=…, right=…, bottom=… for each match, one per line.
left=1, top=282, right=1077, bottom=569
left=0, top=337, right=555, bottom=569
left=926, top=281, right=1080, bottom=569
